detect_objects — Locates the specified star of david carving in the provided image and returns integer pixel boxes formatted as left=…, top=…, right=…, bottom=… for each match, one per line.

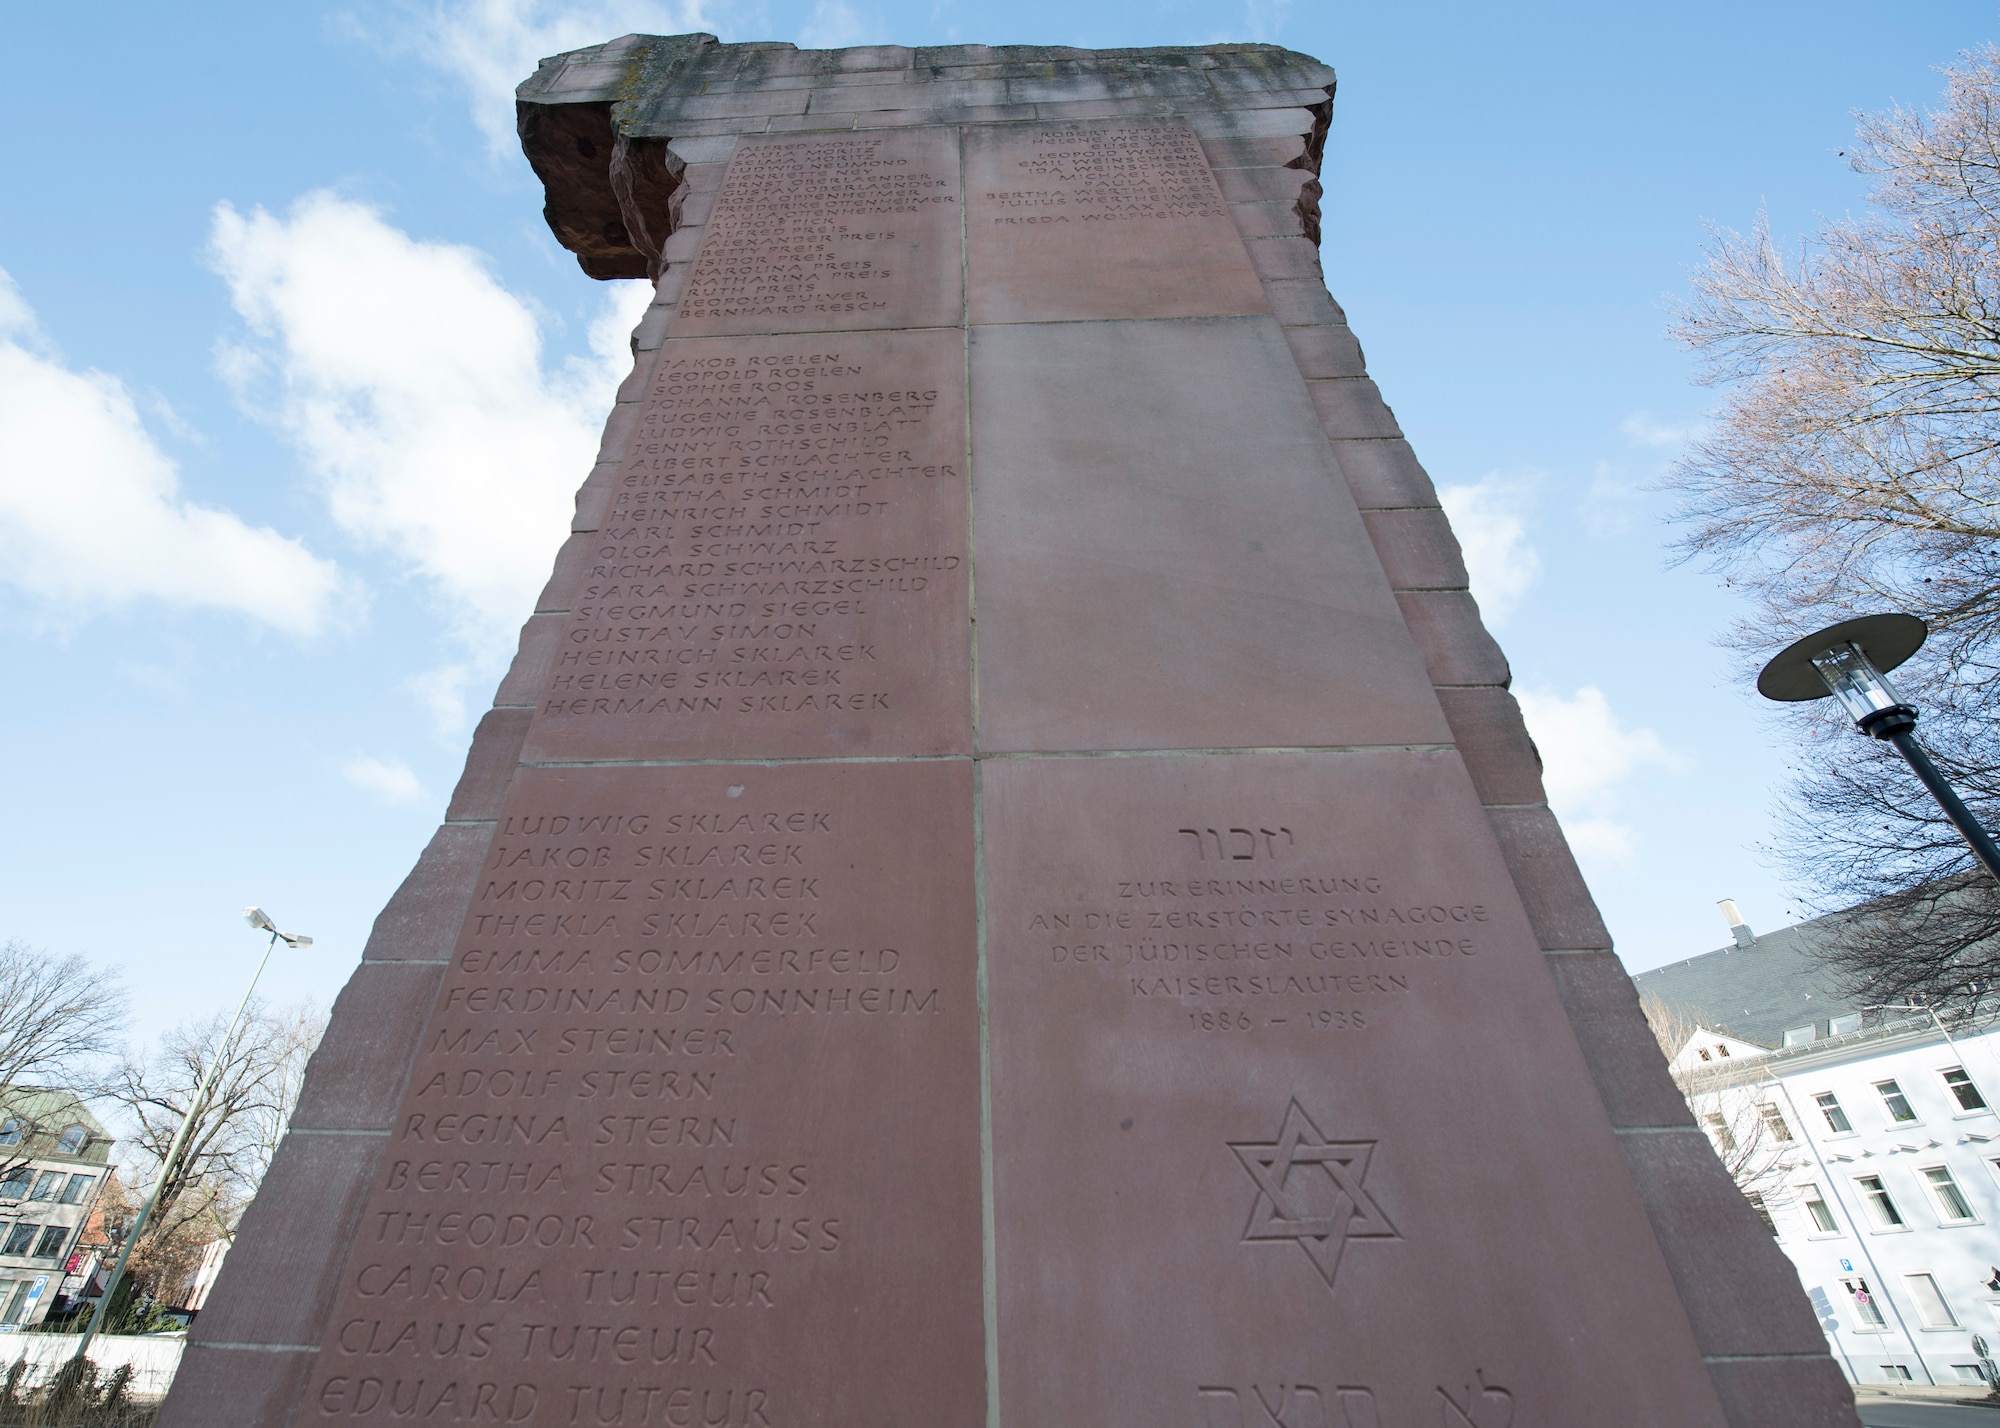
left=1230, top=1099, right=1397, bottom=1290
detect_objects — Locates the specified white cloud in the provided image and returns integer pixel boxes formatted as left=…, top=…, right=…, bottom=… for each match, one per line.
left=799, top=0, right=868, bottom=48
left=1437, top=475, right=1539, bottom=627
left=1619, top=410, right=1704, bottom=451
left=209, top=192, right=651, bottom=670
left=410, top=663, right=479, bottom=736
left=1515, top=685, right=1682, bottom=862
left=0, top=269, right=343, bottom=635
left=384, top=0, right=723, bottom=153
left=343, top=755, right=428, bottom=804
left=1243, top=0, right=1295, bottom=43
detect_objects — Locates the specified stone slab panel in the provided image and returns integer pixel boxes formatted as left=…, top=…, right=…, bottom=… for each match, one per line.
left=361, top=823, right=496, bottom=964
left=1393, top=591, right=1511, bottom=687
left=982, top=750, right=1729, bottom=1428
left=190, top=1131, right=386, bottom=1350
left=1281, top=324, right=1366, bottom=380
left=496, top=613, right=564, bottom=707
left=302, top=760, right=986, bottom=1428
left=1543, top=951, right=1697, bottom=1131
left=1263, top=276, right=1348, bottom=324
left=965, top=117, right=1269, bottom=323
left=1616, top=1129, right=1841, bottom=1358
left=1307, top=378, right=1401, bottom=438
left=673, top=127, right=963, bottom=336
left=1484, top=805, right=1613, bottom=951
left=291, top=960, right=449, bottom=1133
left=445, top=708, right=530, bottom=823
left=521, top=327, right=971, bottom=762
left=1433, top=686, right=1545, bottom=807
left=1703, top=1358, right=1859, bottom=1428
left=154, top=1345, right=317, bottom=1428
left=969, top=316, right=1446, bottom=753
left=1329, top=439, right=1437, bottom=510
left=1359, top=507, right=1469, bottom=591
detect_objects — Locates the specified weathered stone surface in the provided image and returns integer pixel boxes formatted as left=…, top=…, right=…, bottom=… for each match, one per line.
left=177, top=31, right=1849, bottom=1428
left=360, top=822, right=495, bottom=964
left=301, top=760, right=986, bottom=1428
left=520, top=326, right=972, bottom=762
left=984, top=751, right=1727, bottom=1426
left=969, top=315, right=1445, bottom=753
left=964, top=117, right=1269, bottom=322
left=671, top=127, right=962, bottom=336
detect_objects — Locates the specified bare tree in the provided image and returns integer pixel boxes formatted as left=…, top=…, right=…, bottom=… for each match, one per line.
left=1640, top=996, right=1799, bottom=1209
left=1666, top=47, right=2000, bottom=1006
left=94, top=998, right=324, bottom=1294
left=0, top=940, right=126, bottom=1177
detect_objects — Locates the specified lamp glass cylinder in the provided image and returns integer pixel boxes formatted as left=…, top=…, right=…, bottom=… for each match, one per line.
left=1810, top=642, right=1908, bottom=724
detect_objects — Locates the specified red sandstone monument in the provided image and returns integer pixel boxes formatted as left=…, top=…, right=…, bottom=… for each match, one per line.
left=158, top=35, right=1860, bottom=1428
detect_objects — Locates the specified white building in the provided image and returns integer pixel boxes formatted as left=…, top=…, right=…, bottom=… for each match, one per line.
left=0, top=1090, right=114, bottom=1331
left=1638, top=916, right=2000, bottom=1389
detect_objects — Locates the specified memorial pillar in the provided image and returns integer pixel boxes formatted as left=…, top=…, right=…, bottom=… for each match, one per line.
left=159, top=35, right=1859, bottom=1428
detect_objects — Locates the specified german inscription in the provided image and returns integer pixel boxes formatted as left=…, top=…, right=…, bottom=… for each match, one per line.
left=525, top=327, right=969, bottom=763
left=675, top=129, right=962, bottom=337
left=306, top=763, right=984, bottom=1426
left=964, top=117, right=1268, bottom=322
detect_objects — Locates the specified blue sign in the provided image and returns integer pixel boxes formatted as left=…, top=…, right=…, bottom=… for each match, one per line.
left=1840, top=1259, right=1854, bottom=1272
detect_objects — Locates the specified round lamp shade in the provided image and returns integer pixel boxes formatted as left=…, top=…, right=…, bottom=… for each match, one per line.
left=1757, top=613, right=1929, bottom=702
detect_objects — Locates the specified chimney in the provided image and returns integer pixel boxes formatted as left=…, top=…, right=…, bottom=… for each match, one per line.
left=1718, top=899, right=1754, bottom=949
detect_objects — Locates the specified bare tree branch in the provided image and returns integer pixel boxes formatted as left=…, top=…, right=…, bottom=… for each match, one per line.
left=1666, top=47, right=2000, bottom=1005
left=0, top=939, right=126, bottom=1181
left=92, top=998, right=325, bottom=1295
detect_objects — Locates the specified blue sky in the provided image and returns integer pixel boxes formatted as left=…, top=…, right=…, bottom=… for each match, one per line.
left=2, top=0, right=1993, bottom=1053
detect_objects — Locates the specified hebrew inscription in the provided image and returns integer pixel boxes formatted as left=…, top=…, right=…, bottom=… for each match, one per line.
left=1197, top=1374, right=1514, bottom=1428
left=965, top=117, right=1268, bottom=322
left=307, top=762, right=984, bottom=1426
left=527, top=328, right=970, bottom=763
left=676, top=129, right=962, bottom=336
left=985, top=750, right=1732, bottom=1426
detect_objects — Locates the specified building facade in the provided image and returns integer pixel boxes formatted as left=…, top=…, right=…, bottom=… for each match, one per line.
left=0, top=1091, right=113, bottom=1331
left=1639, top=919, right=2000, bottom=1388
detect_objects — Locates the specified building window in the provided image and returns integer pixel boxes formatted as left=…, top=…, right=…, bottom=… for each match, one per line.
left=1816, top=1092, right=1854, bottom=1133
left=1698, top=1048, right=1712, bottom=1061
left=0, top=1281, right=30, bottom=1324
left=1745, top=1191, right=1777, bottom=1235
left=1876, top=1080, right=1920, bottom=1124
left=56, top=1176, right=90, bottom=1207
left=1760, top=1105, right=1794, bottom=1142
left=1923, top=1166, right=1977, bottom=1222
left=1858, top=1175, right=1906, bottom=1228
left=1955, top=1365, right=1988, bottom=1384
left=1944, top=1068, right=1989, bottom=1112
left=1830, top=1013, right=1862, bottom=1036
left=1703, top=1112, right=1737, bottom=1153
left=0, top=1123, right=23, bottom=1150
left=1882, top=1364, right=1915, bottom=1381
left=1717, top=1044, right=1732, bottom=1057
left=54, top=1126, right=87, bottom=1156
left=1906, top=1272, right=1960, bottom=1328
left=1786, top=1025, right=1817, bottom=1047
left=1802, top=1183, right=1840, bottom=1234
left=2, top=1225, right=38, bottom=1258
left=30, top=1226, right=65, bottom=1262
left=1848, top=1279, right=1889, bottom=1328
left=25, top=1173, right=60, bottom=1204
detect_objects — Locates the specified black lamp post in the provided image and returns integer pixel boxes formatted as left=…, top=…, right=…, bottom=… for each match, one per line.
left=1759, top=613, right=2000, bottom=885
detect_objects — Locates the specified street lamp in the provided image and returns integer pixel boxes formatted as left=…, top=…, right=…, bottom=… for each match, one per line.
left=68, top=908, right=312, bottom=1365
left=1759, top=613, right=2000, bottom=886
